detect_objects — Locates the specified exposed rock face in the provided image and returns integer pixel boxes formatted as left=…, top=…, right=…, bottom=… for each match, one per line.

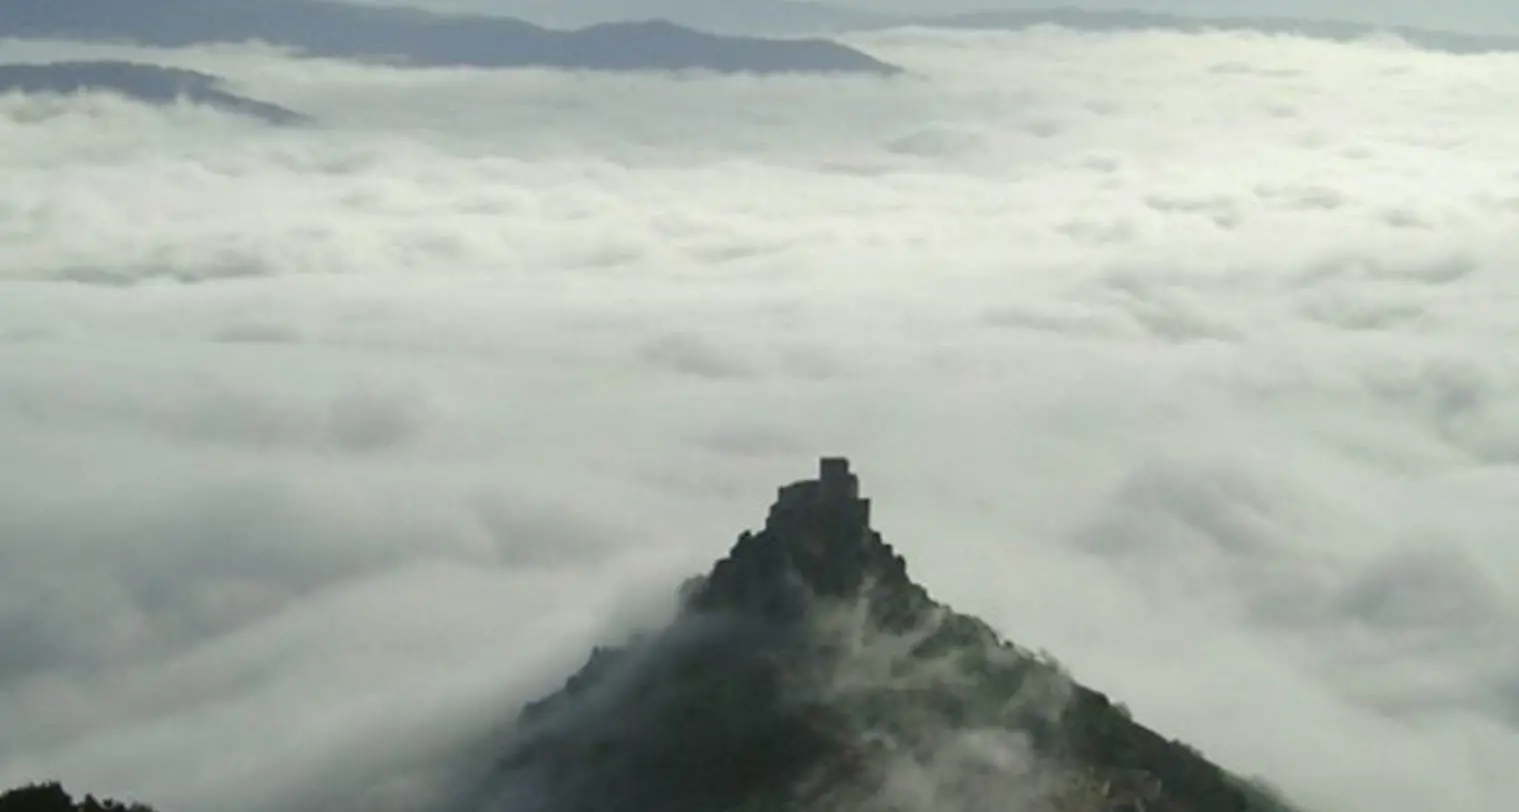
left=484, top=459, right=1301, bottom=812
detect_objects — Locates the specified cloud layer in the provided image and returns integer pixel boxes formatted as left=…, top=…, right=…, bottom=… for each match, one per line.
left=1, top=27, right=1518, bottom=812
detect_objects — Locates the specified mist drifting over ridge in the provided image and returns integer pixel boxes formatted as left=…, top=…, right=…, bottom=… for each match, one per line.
left=1, top=16, right=1518, bottom=812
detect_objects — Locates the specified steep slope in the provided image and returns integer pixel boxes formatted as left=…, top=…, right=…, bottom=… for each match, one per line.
left=478, top=458, right=1303, bottom=812
left=0, top=61, right=307, bottom=124
left=0, top=0, right=900, bottom=75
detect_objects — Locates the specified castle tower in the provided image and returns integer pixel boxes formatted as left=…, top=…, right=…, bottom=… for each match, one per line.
left=765, top=457, right=871, bottom=537
left=687, top=457, right=910, bottom=620
left=818, top=457, right=859, bottom=502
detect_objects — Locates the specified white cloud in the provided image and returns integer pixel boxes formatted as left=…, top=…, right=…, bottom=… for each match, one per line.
left=1, top=26, right=1518, bottom=812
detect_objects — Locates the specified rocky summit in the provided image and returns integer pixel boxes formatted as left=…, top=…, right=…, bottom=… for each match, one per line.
left=2, top=459, right=1303, bottom=812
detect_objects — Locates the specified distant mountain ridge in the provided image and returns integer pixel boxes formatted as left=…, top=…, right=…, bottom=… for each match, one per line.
left=0, top=0, right=900, bottom=75
left=392, top=0, right=1519, bottom=53
left=0, top=61, right=307, bottom=123
left=426, top=0, right=895, bottom=36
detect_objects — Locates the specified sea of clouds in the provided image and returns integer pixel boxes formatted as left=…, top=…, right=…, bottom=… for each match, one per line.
left=1, top=25, right=1517, bottom=812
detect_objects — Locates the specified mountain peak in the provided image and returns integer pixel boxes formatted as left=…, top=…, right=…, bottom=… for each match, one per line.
left=488, top=458, right=1300, bottom=812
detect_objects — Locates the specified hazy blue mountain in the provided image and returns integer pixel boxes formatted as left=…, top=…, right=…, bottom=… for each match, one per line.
left=428, top=0, right=1519, bottom=54
left=0, top=61, right=308, bottom=123
left=430, top=0, right=897, bottom=36
left=0, top=0, right=900, bottom=74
